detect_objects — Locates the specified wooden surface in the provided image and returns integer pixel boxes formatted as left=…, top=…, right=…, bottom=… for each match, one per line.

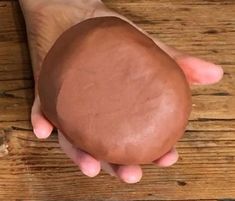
left=0, top=0, right=235, bottom=200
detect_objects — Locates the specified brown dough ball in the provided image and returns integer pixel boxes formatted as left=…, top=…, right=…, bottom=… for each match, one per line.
left=38, top=16, right=191, bottom=165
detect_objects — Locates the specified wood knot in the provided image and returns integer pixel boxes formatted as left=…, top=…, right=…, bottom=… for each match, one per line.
left=177, top=180, right=187, bottom=186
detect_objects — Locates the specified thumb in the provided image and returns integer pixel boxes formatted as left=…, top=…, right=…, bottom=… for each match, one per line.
left=175, top=55, right=224, bottom=85
left=153, top=40, right=224, bottom=85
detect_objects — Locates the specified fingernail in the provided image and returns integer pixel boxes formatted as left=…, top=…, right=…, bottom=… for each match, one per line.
left=117, top=166, right=142, bottom=184
left=80, top=163, right=100, bottom=178
left=123, top=174, right=141, bottom=184
left=203, top=64, right=224, bottom=84
left=33, top=128, right=49, bottom=139
left=212, top=64, right=224, bottom=77
left=193, top=64, right=224, bottom=85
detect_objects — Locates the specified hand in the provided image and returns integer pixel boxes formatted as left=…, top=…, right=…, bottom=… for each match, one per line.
left=22, top=0, right=223, bottom=183
left=32, top=49, right=223, bottom=183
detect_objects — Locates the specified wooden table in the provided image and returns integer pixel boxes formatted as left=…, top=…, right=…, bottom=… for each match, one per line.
left=0, top=0, right=235, bottom=200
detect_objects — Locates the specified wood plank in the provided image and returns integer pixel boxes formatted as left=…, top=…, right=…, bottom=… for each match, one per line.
left=191, top=95, right=235, bottom=120
left=187, top=119, right=235, bottom=131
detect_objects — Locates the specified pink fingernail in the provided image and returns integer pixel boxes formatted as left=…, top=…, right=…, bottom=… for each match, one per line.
left=80, top=164, right=100, bottom=177
left=215, top=65, right=224, bottom=77
left=33, top=128, right=49, bottom=139
left=124, top=175, right=141, bottom=184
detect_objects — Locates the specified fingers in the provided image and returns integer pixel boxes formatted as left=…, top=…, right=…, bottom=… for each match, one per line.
left=101, top=147, right=178, bottom=184
left=153, top=147, right=179, bottom=167
left=58, top=126, right=177, bottom=183
left=58, top=131, right=142, bottom=183
left=58, top=131, right=101, bottom=177
left=152, top=39, right=224, bottom=85
left=115, top=165, right=142, bottom=184
left=101, top=162, right=142, bottom=184
left=31, top=96, right=53, bottom=139
left=101, top=147, right=179, bottom=184
left=175, top=56, right=223, bottom=85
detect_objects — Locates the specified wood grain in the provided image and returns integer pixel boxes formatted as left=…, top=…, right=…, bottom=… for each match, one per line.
left=0, top=0, right=234, bottom=200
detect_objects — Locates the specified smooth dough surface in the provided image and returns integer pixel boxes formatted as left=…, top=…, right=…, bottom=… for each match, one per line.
left=38, top=16, right=191, bottom=165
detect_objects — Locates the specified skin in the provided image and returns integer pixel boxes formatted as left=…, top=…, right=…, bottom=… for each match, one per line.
left=20, top=0, right=223, bottom=184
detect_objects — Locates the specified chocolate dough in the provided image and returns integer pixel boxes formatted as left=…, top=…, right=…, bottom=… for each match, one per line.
left=38, top=16, right=191, bottom=165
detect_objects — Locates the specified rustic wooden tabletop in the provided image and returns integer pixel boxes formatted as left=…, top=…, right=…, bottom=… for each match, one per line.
left=0, top=0, right=235, bottom=200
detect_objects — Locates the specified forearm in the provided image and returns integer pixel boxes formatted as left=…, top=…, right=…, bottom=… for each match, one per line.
left=20, top=0, right=105, bottom=85
left=19, top=0, right=103, bottom=11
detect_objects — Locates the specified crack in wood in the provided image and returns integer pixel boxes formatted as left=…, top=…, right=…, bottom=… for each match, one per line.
left=0, top=78, right=33, bottom=82
left=0, top=92, right=27, bottom=99
left=11, top=126, right=32, bottom=132
left=192, top=92, right=232, bottom=96
left=218, top=199, right=235, bottom=201
left=0, top=120, right=29, bottom=122
left=194, top=118, right=235, bottom=122
left=4, top=86, right=33, bottom=93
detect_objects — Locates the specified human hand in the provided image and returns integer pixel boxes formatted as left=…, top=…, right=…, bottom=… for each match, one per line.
left=21, top=0, right=223, bottom=183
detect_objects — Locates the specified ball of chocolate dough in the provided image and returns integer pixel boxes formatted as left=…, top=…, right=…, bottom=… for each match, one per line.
left=38, top=16, right=191, bottom=165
